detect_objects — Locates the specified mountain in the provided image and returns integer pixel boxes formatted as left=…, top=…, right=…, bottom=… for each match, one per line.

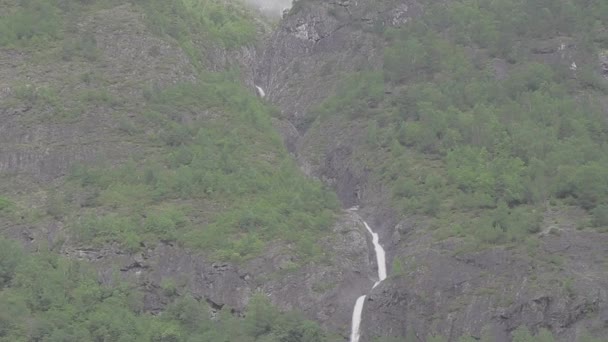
left=0, top=1, right=365, bottom=340
left=1, top=0, right=608, bottom=341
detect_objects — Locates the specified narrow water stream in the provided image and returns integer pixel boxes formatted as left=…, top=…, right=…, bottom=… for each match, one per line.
left=349, top=207, right=388, bottom=342
left=255, top=85, right=266, bottom=98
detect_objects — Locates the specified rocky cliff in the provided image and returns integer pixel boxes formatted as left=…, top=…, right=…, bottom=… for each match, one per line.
left=258, top=0, right=608, bottom=341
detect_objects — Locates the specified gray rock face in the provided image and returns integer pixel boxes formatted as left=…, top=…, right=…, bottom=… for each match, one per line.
left=360, top=220, right=608, bottom=341
left=0, top=4, right=194, bottom=182
left=63, top=212, right=375, bottom=335
left=257, top=0, right=420, bottom=131
left=257, top=0, right=422, bottom=210
left=600, top=51, right=608, bottom=79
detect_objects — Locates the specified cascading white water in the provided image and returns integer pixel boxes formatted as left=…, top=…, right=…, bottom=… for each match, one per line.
left=364, top=221, right=387, bottom=286
left=349, top=207, right=388, bottom=342
left=255, top=85, right=266, bottom=98
left=350, top=295, right=367, bottom=342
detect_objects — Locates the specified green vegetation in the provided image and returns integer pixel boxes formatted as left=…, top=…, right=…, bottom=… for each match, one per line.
left=0, top=197, right=13, bottom=213
left=0, top=0, right=337, bottom=336
left=313, top=0, right=608, bottom=247
left=0, top=0, right=62, bottom=47
left=311, top=72, right=385, bottom=122
left=0, top=0, right=256, bottom=49
left=0, top=236, right=338, bottom=342
left=3, top=0, right=608, bottom=340
left=65, top=76, right=338, bottom=261
left=0, top=0, right=342, bottom=339
left=1, top=0, right=338, bottom=263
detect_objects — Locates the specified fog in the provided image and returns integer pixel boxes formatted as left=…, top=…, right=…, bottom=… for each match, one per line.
left=243, top=0, right=293, bottom=16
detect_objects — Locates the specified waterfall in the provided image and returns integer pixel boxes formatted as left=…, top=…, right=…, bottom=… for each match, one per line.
left=364, top=221, right=387, bottom=286
left=349, top=207, right=388, bottom=342
left=255, top=85, right=266, bottom=98
left=350, top=295, right=367, bottom=342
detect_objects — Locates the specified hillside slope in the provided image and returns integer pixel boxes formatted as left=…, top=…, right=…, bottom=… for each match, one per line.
left=0, top=1, right=374, bottom=340
left=259, top=0, right=608, bottom=341
left=2, top=0, right=608, bottom=341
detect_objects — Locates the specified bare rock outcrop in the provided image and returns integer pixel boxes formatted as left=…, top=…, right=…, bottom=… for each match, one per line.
left=63, top=211, right=374, bottom=335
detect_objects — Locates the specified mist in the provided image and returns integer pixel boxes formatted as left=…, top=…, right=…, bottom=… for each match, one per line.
left=243, top=0, right=293, bottom=16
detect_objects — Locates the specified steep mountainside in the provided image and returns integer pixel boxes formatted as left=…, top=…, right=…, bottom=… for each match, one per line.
left=0, top=1, right=372, bottom=340
left=1, top=0, right=608, bottom=341
left=259, top=0, right=608, bottom=341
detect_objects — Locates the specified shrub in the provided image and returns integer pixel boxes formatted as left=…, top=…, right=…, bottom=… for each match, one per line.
left=0, top=0, right=62, bottom=47
left=592, top=205, right=608, bottom=228
left=46, top=192, right=66, bottom=219
left=423, top=191, right=441, bottom=217
left=0, top=197, right=13, bottom=212
left=0, top=237, right=23, bottom=287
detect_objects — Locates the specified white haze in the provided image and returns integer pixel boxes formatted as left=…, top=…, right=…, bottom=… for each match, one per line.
left=243, top=0, right=293, bottom=16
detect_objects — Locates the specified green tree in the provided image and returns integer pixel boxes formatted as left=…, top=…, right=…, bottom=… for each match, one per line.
left=245, top=294, right=278, bottom=338
left=0, top=237, right=23, bottom=288
left=512, top=326, right=534, bottom=342
left=592, top=205, right=608, bottom=228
